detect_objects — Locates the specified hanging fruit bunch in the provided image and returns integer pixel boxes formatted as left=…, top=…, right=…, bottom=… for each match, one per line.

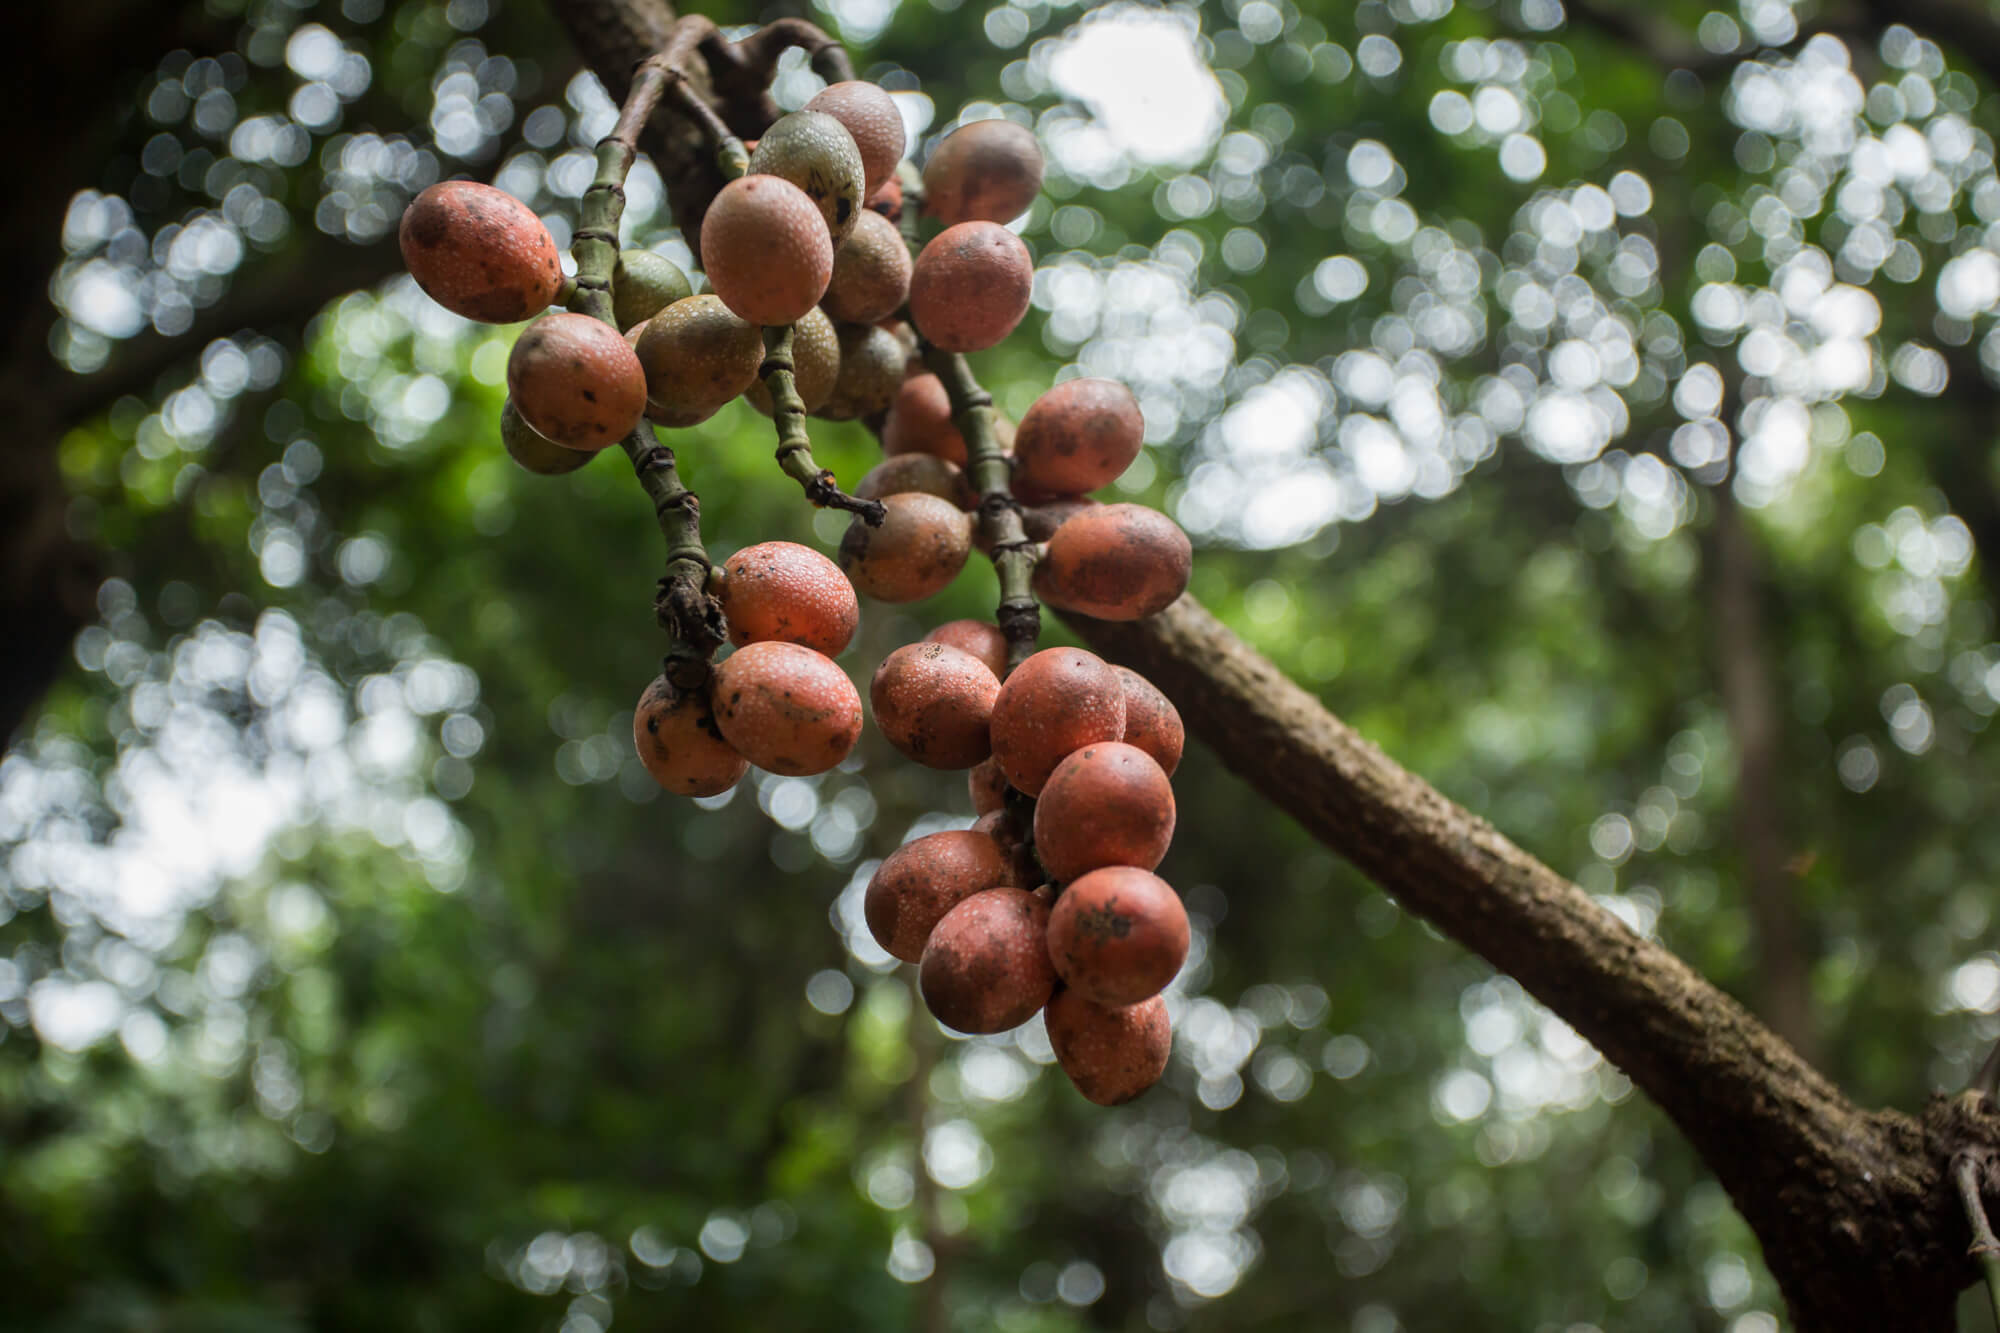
left=393, top=17, right=1195, bottom=1106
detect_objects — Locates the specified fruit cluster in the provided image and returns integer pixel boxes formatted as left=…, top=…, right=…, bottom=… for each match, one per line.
left=395, top=45, right=1199, bottom=1105
left=867, top=643, right=1189, bottom=1105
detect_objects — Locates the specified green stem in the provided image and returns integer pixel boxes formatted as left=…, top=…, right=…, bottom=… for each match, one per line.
left=1954, top=1154, right=2000, bottom=1327
left=920, top=342, right=1041, bottom=669
left=571, top=48, right=722, bottom=683
left=762, top=326, right=885, bottom=521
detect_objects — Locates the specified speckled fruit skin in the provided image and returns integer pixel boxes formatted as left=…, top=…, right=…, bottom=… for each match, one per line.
left=701, top=174, right=834, bottom=326
left=968, top=755, right=1009, bottom=815
left=1114, top=666, right=1184, bottom=775
left=922, top=119, right=1045, bottom=226
left=506, top=312, right=648, bottom=451
left=399, top=180, right=563, bottom=324
left=865, top=830, right=1014, bottom=964
left=501, top=399, right=592, bottom=475
left=748, top=110, right=866, bottom=247
left=718, top=540, right=859, bottom=655
left=919, top=887, right=1058, bottom=1034
left=1045, top=866, right=1189, bottom=1006
left=989, top=646, right=1127, bottom=796
left=806, top=81, right=907, bottom=195
left=746, top=305, right=840, bottom=415
left=839, top=492, right=973, bottom=603
left=612, top=249, right=693, bottom=330
left=1045, top=989, right=1171, bottom=1106
left=882, top=373, right=967, bottom=465
left=856, top=455, right=976, bottom=510
left=909, top=222, right=1034, bottom=353
left=1033, top=741, right=1176, bottom=881
left=822, top=209, right=913, bottom=324
left=1013, top=378, right=1145, bottom=496
left=818, top=324, right=906, bottom=422
left=709, top=642, right=863, bottom=777
left=632, top=675, right=749, bottom=797
left=1033, top=503, right=1193, bottom=621
left=925, top=619, right=1008, bottom=678
left=635, top=295, right=764, bottom=427
left=871, top=641, right=1001, bottom=770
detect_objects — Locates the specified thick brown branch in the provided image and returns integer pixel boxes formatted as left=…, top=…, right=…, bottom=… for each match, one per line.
left=1064, top=595, right=1981, bottom=1329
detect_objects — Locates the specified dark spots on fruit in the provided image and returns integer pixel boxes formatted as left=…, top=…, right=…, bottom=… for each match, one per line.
left=1076, top=904, right=1132, bottom=942
left=835, top=198, right=853, bottom=225
left=581, top=388, right=597, bottom=403
left=407, top=208, right=449, bottom=249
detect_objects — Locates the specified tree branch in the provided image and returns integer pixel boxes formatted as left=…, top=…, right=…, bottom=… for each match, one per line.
left=1062, top=594, right=1984, bottom=1329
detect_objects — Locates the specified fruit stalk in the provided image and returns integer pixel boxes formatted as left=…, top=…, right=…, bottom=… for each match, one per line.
left=921, top=342, right=1041, bottom=669
left=762, top=327, right=887, bottom=521
left=573, top=47, right=721, bottom=682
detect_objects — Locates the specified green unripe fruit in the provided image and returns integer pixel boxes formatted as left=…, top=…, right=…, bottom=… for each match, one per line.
left=748, top=110, right=866, bottom=248
left=635, top=295, right=764, bottom=427
left=612, top=249, right=693, bottom=330
left=500, top=399, right=592, bottom=475
left=817, top=324, right=906, bottom=421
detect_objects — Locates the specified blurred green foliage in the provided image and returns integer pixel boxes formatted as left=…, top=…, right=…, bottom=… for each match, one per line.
left=8, top=0, right=2000, bottom=1330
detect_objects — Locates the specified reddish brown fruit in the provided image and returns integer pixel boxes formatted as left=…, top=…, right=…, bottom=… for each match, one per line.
left=968, top=755, right=1009, bottom=815
left=1033, top=741, right=1175, bottom=881
left=632, top=675, right=749, bottom=797
left=700, top=174, right=833, bottom=326
left=870, top=641, right=1000, bottom=770
left=882, top=373, right=967, bottom=465
left=399, top=180, right=563, bottom=323
left=1114, top=666, right=1184, bottom=775
left=1033, top=503, right=1193, bottom=621
left=807, top=81, right=907, bottom=195
left=1045, top=989, right=1171, bottom=1106
left=1013, top=378, right=1145, bottom=496
left=855, top=454, right=976, bottom=510
left=925, top=620, right=1008, bottom=678
left=822, top=209, right=913, bottom=325
left=922, top=119, right=1045, bottom=226
left=635, top=295, right=763, bottom=427
left=718, top=541, right=859, bottom=655
left=988, top=646, right=1126, bottom=796
left=909, top=222, right=1034, bottom=353
left=746, top=305, right=841, bottom=415
left=710, top=642, right=863, bottom=776
left=839, top=493, right=973, bottom=603
left=865, top=830, right=1013, bottom=963
left=506, top=312, right=648, bottom=451
left=1045, top=866, right=1189, bottom=1005
left=819, top=324, right=906, bottom=422
left=919, top=887, right=1058, bottom=1033
left=1021, top=496, right=1099, bottom=541
left=970, top=807, right=1024, bottom=851
left=867, top=174, right=904, bottom=222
